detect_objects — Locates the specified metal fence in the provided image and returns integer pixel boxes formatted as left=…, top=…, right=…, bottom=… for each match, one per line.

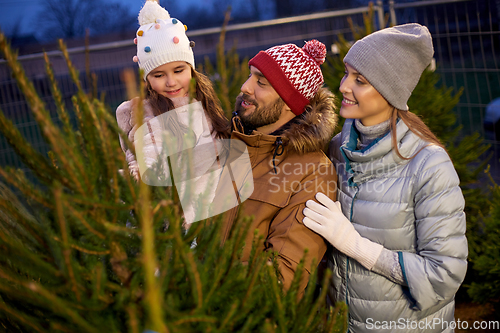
left=1, top=0, right=499, bottom=178
left=387, top=0, right=500, bottom=179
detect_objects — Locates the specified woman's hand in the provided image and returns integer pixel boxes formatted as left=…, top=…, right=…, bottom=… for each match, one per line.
left=303, top=193, right=355, bottom=251
left=303, top=192, right=383, bottom=270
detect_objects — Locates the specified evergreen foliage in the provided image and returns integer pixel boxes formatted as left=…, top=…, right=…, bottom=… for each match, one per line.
left=0, top=32, right=347, bottom=332
left=199, top=10, right=250, bottom=118
left=322, top=4, right=381, bottom=129
left=466, top=170, right=500, bottom=310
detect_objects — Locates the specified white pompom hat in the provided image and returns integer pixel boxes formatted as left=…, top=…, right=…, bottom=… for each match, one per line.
left=133, top=0, right=195, bottom=79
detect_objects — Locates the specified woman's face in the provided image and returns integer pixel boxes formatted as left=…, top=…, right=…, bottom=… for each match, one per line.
left=339, top=63, right=393, bottom=126
left=147, top=61, right=192, bottom=99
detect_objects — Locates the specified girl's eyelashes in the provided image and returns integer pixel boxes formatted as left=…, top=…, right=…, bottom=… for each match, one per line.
left=151, top=70, right=184, bottom=78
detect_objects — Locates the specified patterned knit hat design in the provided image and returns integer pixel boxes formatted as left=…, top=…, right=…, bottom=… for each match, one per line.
left=248, top=40, right=326, bottom=116
left=133, top=0, right=195, bottom=79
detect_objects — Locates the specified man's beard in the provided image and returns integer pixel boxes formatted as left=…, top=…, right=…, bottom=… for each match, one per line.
left=234, top=93, right=285, bottom=128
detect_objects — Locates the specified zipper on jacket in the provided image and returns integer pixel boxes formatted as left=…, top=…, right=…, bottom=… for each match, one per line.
left=345, top=184, right=359, bottom=309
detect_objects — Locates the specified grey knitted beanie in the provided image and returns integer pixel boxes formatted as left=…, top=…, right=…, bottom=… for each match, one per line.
left=343, top=23, right=434, bottom=111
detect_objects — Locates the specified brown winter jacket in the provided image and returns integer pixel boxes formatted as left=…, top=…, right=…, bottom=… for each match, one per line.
left=220, top=88, right=338, bottom=294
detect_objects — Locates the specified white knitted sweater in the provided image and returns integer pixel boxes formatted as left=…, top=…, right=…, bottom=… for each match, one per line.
left=116, top=97, right=221, bottom=225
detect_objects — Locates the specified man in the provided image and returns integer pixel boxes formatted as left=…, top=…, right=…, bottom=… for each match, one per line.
left=220, top=40, right=338, bottom=293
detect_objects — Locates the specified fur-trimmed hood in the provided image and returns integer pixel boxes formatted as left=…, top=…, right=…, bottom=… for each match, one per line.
left=276, top=87, right=338, bottom=154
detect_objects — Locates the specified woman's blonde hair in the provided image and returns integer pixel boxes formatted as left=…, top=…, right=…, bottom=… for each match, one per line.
left=390, top=108, right=445, bottom=160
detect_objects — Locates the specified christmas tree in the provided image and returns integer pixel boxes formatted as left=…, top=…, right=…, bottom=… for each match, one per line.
left=0, top=31, right=347, bottom=332
left=466, top=169, right=500, bottom=312
left=199, top=10, right=250, bottom=119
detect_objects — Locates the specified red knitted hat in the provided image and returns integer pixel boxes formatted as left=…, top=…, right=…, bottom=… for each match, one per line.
left=248, top=40, right=326, bottom=116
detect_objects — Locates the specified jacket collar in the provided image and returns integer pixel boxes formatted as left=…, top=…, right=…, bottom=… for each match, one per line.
left=230, top=117, right=285, bottom=174
left=230, top=124, right=278, bottom=152
left=340, top=118, right=422, bottom=186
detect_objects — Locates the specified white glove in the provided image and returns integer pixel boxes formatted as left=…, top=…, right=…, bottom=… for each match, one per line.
left=303, top=192, right=383, bottom=270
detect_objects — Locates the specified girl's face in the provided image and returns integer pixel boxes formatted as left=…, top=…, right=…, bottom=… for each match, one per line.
left=339, top=63, right=393, bottom=126
left=147, top=61, right=192, bottom=99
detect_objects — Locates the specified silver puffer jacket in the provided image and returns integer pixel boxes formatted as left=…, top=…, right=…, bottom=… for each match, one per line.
left=327, top=119, right=467, bottom=333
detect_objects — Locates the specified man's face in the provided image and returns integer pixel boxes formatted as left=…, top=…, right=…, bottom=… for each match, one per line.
left=234, top=66, right=286, bottom=128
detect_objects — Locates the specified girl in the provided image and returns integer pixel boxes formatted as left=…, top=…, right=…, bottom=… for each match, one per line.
left=303, top=24, right=467, bottom=332
left=116, top=0, right=230, bottom=224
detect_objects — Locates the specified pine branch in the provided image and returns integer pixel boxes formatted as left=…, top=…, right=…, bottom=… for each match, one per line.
left=242, top=254, right=266, bottom=306
left=130, top=77, right=168, bottom=333
left=65, top=203, right=106, bottom=240
left=66, top=194, right=133, bottom=210
left=0, top=232, right=61, bottom=284
left=171, top=315, right=218, bottom=326
left=0, top=268, right=94, bottom=332
left=58, top=40, right=108, bottom=191
left=325, top=302, right=348, bottom=333
left=52, top=236, right=110, bottom=255
left=0, top=301, right=46, bottom=333
left=54, top=185, right=81, bottom=302
left=109, top=241, right=132, bottom=286
left=24, top=281, right=95, bottom=332
left=0, top=182, right=47, bottom=249
left=172, top=216, right=204, bottom=311
left=43, top=52, right=73, bottom=141
left=215, top=300, right=239, bottom=332
left=126, top=304, right=140, bottom=333
left=0, top=112, right=57, bottom=187
left=267, top=264, right=286, bottom=333
left=98, top=114, right=119, bottom=204
left=303, top=268, right=331, bottom=330
left=216, top=9, right=232, bottom=112
left=0, top=33, right=90, bottom=195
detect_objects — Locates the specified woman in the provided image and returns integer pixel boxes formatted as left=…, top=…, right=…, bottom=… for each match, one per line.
left=303, top=24, right=467, bottom=332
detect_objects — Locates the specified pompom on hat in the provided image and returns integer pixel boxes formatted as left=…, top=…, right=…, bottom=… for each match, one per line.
left=133, top=0, right=195, bottom=79
left=343, top=23, right=434, bottom=111
left=248, top=40, right=326, bottom=116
